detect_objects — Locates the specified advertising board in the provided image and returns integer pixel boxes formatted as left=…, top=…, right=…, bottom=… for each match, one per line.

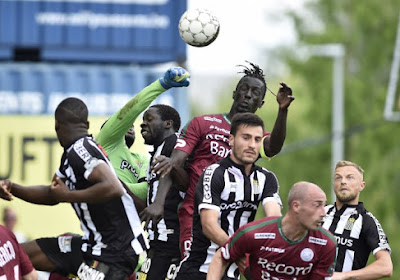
left=0, top=0, right=187, bottom=63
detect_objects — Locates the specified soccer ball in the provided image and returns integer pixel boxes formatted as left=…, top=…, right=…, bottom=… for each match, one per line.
left=178, top=8, right=220, bottom=47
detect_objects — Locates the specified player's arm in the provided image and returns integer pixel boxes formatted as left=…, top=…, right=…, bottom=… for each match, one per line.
left=0, top=177, right=59, bottom=205
left=97, top=67, right=190, bottom=148
left=261, top=82, right=294, bottom=158
left=50, top=160, right=124, bottom=203
left=332, top=250, right=392, bottom=280
left=151, top=150, right=190, bottom=191
left=201, top=208, right=230, bottom=246
left=207, top=248, right=230, bottom=280
left=263, top=201, right=282, bottom=217
left=140, top=175, right=173, bottom=228
left=22, top=270, right=38, bottom=280
left=261, top=172, right=283, bottom=217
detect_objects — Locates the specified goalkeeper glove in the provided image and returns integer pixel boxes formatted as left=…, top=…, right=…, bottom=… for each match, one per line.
left=159, top=67, right=190, bottom=89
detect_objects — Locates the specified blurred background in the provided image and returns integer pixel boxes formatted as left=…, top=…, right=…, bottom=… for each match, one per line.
left=0, top=0, right=399, bottom=278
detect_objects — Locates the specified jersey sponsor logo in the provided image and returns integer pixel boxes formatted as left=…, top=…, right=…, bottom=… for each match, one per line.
left=204, top=116, right=222, bottom=123
left=209, top=125, right=230, bottom=134
left=74, top=138, right=92, bottom=162
left=120, top=160, right=139, bottom=178
left=366, top=212, right=391, bottom=250
left=300, top=248, right=314, bottom=262
left=220, top=200, right=258, bottom=211
left=205, top=132, right=229, bottom=143
left=260, top=246, right=284, bottom=253
left=335, top=236, right=353, bottom=247
left=84, top=157, right=101, bottom=174
left=258, top=258, right=313, bottom=277
left=210, top=140, right=231, bottom=158
left=174, top=139, right=186, bottom=149
left=308, top=236, right=328, bottom=246
left=0, top=240, right=16, bottom=267
left=255, top=233, right=276, bottom=240
left=77, top=262, right=106, bottom=280
left=203, top=167, right=214, bottom=202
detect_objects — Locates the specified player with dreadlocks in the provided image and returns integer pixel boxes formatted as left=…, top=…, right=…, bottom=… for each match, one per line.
left=151, top=61, right=295, bottom=262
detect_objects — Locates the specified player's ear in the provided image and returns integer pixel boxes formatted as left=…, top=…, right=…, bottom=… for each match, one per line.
left=258, top=100, right=265, bottom=108
left=232, top=90, right=236, bottom=99
left=229, top=134, right=234, bottom=146
left=165, top=120, right=173, bottom=129
left=292, top=200, right=300, bottom=213
left=86, top=121, right=90, bottom=129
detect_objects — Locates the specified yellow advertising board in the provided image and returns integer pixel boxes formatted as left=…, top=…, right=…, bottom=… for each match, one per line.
left=0, top=115, right=148, bottom=240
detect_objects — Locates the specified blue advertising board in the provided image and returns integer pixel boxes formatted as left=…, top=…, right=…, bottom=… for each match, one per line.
left=0, top=0, right=187, bottom=63
left=0, top=62, right=189, bottom=124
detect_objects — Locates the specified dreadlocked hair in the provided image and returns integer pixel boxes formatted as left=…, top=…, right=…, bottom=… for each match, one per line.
left=236, top=61, right=267, bottom=95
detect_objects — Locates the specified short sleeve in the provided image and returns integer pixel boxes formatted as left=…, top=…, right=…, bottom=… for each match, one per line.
left=197, top=164, right=225, bottom=212
left=364, top=213, right=391, bottom=255
left=309, top=238, right=336, bottom=280
left=175, top=117, right=202, bottom=156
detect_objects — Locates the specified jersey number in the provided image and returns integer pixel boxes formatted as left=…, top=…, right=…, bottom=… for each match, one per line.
left=0, top=264, right=20, bottom=280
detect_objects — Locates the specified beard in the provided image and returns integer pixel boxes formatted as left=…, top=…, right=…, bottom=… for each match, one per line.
left=125, top=135, right=135, bottom=148
left=336, top=191, right=358, bottom=204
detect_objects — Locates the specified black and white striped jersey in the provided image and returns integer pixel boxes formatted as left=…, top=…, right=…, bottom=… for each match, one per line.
left=177, top=157, right=282, bottom=280
left=323, top=202, right=391, bottom=272
left=56, top=135, right=149, bottom=264
left=146, top=133, right=182, bottom=243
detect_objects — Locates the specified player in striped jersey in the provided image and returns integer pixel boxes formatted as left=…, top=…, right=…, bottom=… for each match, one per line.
left=208, top=181, right=336, bottom=280
left=175, top=113, right=283, bottom=280
left=0, top=98, right=148, bottom=280
left=137, top=104, right=184, bottom=280
left=322, top=161, right=392, bottom=280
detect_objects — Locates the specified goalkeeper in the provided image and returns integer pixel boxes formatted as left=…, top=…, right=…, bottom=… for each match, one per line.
left=96, top=67, right=190, bottom=210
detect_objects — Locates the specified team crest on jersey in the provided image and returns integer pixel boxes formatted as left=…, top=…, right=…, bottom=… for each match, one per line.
left=344, top=217, right=355, bottom=231
left=252, top=179, right=261, bottom=194
left=300, top=248, right=314, bottom=262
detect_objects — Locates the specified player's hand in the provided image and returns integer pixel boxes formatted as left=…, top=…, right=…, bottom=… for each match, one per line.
left=139, top=202, right=164, bottom=231
left=50, top=176, right=70, bottom=202
left=276, top=82, right=295, bottom=110
left=0, top=180, right=13, bottom=201
left=235, top=256, right=247, bottom=272
left=151, top=155, right=174, bottom=178
left=159, top=67, right=190, bottom=89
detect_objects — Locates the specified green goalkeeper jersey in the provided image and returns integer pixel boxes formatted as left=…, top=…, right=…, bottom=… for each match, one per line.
left=96, top=80, right=166, bottom=201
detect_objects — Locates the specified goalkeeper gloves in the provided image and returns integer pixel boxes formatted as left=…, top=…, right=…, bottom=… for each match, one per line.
left=159, top=67, right=190, bottom=89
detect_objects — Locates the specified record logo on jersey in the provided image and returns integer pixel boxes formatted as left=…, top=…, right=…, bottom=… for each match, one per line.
left=300, top=248, right=314, bottom=262
left=344, top=217, right=355, bottom=231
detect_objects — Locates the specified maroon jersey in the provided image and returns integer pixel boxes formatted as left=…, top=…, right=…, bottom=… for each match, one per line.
left=0, top=225, right=34, bottom=280
left=221, top=217, right=336, bottom=280
left=175, top=113, right=270, bottom=199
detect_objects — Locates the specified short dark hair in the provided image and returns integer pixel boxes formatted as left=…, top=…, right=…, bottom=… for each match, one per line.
left=55, top=97, right=88, bottom=124
left=230, top=112, right=264, bottom=136
left=236, top=61, right=267, bottom=97
left=150, top=104, right=181, bottom=132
